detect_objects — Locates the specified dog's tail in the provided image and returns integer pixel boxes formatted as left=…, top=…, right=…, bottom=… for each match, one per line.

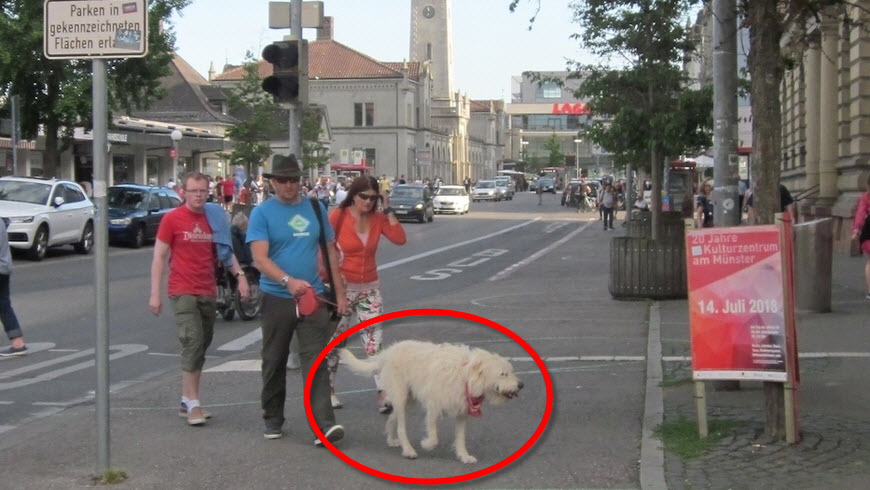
left=339, top=348, right=380, bottom=376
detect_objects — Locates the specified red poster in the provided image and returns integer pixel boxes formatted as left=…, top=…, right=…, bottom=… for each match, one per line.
left=686, top=226, right=787, bottom=381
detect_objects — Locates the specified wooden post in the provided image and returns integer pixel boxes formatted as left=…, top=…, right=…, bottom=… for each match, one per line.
left=784, top=381, right=798, bottom=443
left=694, top=381, right=708, bottom=438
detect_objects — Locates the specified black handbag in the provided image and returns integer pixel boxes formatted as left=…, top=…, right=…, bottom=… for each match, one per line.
left=860, top=213, right=870, bottom=243
left=309, top=198, right=340, bottom=322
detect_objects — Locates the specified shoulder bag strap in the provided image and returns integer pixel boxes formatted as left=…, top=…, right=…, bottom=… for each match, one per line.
left=309, top=198, right=335, bottom=287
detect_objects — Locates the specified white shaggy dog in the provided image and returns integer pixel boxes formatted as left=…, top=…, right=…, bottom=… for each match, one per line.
left=339, top=340, right=523, bottom=464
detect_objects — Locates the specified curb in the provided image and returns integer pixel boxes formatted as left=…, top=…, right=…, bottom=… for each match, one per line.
left=640, top=301, right=666, bottom=489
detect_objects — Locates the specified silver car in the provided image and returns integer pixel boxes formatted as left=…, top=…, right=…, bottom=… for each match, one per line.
left=472, top=180, right=499, bottom=201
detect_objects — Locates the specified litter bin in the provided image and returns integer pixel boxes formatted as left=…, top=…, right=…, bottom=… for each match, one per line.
left=610, top=211, right=688, bottom=299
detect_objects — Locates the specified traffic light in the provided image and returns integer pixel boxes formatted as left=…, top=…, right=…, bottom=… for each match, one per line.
left=261, top=39, right=308, bottom=106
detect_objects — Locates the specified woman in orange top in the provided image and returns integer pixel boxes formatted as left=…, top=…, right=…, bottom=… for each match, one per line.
left=326, top=176, right=406, bottom=412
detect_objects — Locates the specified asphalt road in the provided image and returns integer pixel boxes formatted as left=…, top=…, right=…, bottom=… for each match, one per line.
left=0, top=191, right=651, bottom=488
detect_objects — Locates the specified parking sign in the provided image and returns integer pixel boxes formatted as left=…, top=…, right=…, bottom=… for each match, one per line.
left=44, top=0, right=148, bottom=59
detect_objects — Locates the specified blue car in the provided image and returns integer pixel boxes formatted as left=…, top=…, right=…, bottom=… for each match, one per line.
left=107, top=185, right=181, bottom=247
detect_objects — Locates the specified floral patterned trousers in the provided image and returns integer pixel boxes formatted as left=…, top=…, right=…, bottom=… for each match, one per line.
left=326, top=286, right=384, bottom=391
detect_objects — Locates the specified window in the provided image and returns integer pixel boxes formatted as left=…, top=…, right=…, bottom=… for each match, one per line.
left=63, top=184, right=86, bottom=203
left=365, top=148, right=376, bottom=167
left=354, top=103, right=375, bottom=127
left=535, top=82, right=562, bottom=99
left=427, top=43, right=432, bottom=61
left=157, top=192, right=174, bottom=209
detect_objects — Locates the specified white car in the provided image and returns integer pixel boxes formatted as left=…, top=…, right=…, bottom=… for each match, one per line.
left=433, top=185, right=470, bottom=214
left=0, top=177, right=95, bottom=260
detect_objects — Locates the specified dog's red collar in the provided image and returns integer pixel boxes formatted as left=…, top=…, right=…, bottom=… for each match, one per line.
left=465, top=383, right=484, bottom=417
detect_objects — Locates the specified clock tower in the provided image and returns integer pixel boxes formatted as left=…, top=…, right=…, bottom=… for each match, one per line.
left=410, top=0, right=454, bottom=101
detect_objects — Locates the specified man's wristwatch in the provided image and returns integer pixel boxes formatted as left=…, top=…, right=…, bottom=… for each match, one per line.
left=235, top=271, right=244, bottom=278
left=382, top=207, right=395, bottom=216
left=279, top=275, right=290, bottom=287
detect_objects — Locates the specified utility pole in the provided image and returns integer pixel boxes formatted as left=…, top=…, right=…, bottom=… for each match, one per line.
left=712, top=0, right=739, bottom=227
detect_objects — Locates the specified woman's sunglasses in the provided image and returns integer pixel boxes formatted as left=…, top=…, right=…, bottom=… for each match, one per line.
left=357, top=193, right=380, bottom=202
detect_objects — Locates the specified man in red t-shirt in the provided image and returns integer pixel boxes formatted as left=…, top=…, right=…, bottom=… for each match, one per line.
left=149, top=171, right=249, bottom=426
left=221, top=175, right=235, bottom=211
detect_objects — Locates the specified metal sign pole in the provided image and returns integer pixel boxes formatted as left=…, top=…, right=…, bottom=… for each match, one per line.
left=11, top=95, right=19, bottom=175
left=92, top=58, right=110, bottom=473
left=289, top=0, right=302, bottom=163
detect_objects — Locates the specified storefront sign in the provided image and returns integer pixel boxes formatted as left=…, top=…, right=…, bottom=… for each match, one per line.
left=73, top=128, right=128, bottom=143
left=551, top=103, right=589, bottom=115
left=686, top=226, right=788, bottom=381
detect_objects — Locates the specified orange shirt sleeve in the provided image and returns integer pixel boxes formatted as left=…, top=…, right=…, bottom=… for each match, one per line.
left=378, top=212, right=406, bottom=245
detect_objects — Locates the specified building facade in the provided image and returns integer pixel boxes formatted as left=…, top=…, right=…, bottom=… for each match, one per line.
left=1, top=55, right=233, bottom=185
left=213, top=6, right=503, bottom=184
left=507, top=72, right=611, bottom=179
left=780, top=6, right=870, bottom=253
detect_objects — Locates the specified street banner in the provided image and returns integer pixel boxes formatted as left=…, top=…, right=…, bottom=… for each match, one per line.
left=686, top=225, right=789, bottom=381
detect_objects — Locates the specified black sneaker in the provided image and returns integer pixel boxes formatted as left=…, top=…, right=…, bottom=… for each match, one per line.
left=314, top=424, right=344, bottom=446
left=264, top=422, right=283, bottom=440
left=0, top=345, right=27, bottom=357
left=263, top=425, right=284, bottom=439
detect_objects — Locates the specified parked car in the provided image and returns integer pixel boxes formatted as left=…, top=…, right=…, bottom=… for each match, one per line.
left=389, top=184, right=434, bottom=223
left=107, top=184, right=182, bottom=247
left=0, top=176, right=95, bottom=260
left=433, top=185, right=470, bottom=214
left=536, top=177, right=556, bottom=193
left=472, top=180, right=499, bottom=201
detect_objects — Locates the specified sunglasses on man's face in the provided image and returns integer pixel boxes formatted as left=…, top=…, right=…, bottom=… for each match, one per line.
left=273, top=176, right=300, bottom=184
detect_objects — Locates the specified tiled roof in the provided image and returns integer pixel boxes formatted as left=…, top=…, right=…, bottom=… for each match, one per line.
left=212, top=40, right=418, bottom=82
left=383, top=61, right=422, bottom=80
left=129, top=55, right=235, bottom=124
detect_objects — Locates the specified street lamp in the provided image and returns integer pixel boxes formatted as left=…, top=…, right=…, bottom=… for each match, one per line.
left=574, top=138, right=583, bottom=178
left=170, top=129, right=183, bottom=182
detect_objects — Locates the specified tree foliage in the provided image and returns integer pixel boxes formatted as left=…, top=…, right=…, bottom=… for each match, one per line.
left=222, top=54, right=282, bottom=176
left=300, top=109, right=330, bottom=170
left=0, top=0, right=190, bottom=177
left=544, top=132, right=565, bottom=168
left=222, top=53, right=329, bottom=174
left=517, top=0, right=712, bottom=239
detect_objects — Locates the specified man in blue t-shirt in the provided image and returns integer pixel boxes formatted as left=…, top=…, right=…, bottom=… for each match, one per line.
left=247, top=154, right=348, bottom=444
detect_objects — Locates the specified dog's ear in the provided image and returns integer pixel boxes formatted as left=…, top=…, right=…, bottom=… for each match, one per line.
left=464, top=352, right=487, bottom=389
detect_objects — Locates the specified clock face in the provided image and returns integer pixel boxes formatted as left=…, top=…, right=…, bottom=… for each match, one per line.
left=423, top=5, right=435, bottom=18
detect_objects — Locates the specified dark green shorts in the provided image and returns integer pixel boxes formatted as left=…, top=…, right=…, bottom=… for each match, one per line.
left=170, top=295, right=217, bottom=372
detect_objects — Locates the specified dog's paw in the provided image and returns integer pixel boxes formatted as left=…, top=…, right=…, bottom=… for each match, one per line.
left=387, top=437, right=401, bottom=447
left=458, top=454, right=478, bottom=464
left=402, top=448, right=418, bottom=459
left=420, top=437, right=438, bottom=451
